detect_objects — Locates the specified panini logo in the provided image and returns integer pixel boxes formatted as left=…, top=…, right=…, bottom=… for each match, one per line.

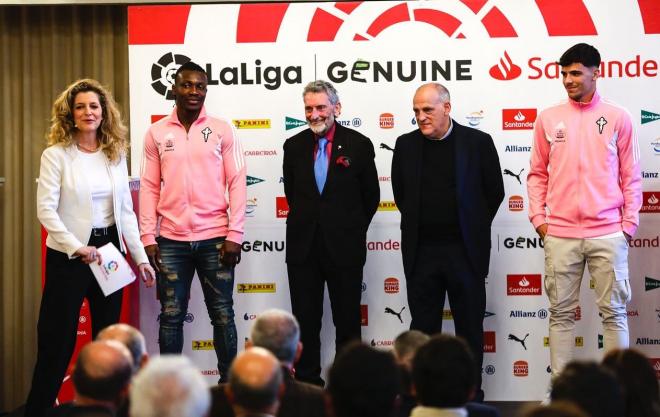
left=192, top=340, right=214, bottom=350
left=507, top=274, right=542, bottom=295
left=646, top=277, right=660, bottom=291
left=513, top=360, right=529, bottom=377
left=233, top=119, right=271, bottom=129
left=641, top=192, right=660, bottom=213
left=384, top=277, right=399, bottom=294
left=443, top=310, right=453, bottom=320
left=276, top=197, right=289, bottom=218
left=641, top=110, right=660, bottom=124
left=380, top=113, right=394, bottom=129
left=285, top=116, right=306, bottom=130
left=502, top=109, right=537, bottom=130
left=378, top=201, right=397, bottom=211
left=483, top=331, right=496, bottom=353
left=247, top=176, right=265, bottom=186
left=509, top=195, right=524, bottom=211
left=361, top=304, right=368, bottom=326
left=237, top=283, right=276, bottom=293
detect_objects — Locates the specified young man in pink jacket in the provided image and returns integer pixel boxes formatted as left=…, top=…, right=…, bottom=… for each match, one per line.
left=139, top=61, right=246, bottom=382
left=528, top=43, right=642, bottom=378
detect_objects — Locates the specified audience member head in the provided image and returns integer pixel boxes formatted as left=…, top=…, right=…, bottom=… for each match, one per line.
left=393, top=330, right=429, bottom=370
left=412, top=334, right=476, bottom=408
left=327, top=342, right=400, bottom=417
left=551, top=361, right=624, bottom=417
left=97, top=323, right=148, bottom=374
left=522, top=401, right=589, bottom=417
left=602, top=348, right=660, bottom=417
left=249, top=309, right=301, bottom=367
left=72, top=340, right=133, bottom=408
left=227, top=347, right=284, bottom=416
left=130, top=355, right=210, bottom=417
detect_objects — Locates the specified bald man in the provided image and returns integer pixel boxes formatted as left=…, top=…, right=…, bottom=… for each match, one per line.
left=97, top=323, right=148, bottom=374
left=210, top=309, right=325, bottom=417
left=46, top=340, right=133, bottom=417
left=392, top=83, right=504, bottom=401
left=226, top=347, right=284, bottom=417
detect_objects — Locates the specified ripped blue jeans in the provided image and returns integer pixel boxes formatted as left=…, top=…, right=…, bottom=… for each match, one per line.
left=156, top=236, right=237, bottom=380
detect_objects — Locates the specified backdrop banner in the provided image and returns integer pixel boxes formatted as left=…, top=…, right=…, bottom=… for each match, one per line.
left=127, top=1, right=660, bottom=400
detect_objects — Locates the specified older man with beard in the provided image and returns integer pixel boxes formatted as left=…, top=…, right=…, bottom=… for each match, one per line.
left=282, top=80, right=379, bottom=386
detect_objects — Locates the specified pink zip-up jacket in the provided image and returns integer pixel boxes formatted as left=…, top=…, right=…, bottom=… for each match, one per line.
left=528, top=90, right=642, bottom=238
left=139, top=107, right=246, bottom=246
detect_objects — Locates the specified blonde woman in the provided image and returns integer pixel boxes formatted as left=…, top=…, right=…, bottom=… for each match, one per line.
left=26, top=79, right=155, bottom=417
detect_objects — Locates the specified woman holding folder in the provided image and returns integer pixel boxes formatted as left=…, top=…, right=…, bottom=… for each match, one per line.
left=25, top=79, right=155, bottom=417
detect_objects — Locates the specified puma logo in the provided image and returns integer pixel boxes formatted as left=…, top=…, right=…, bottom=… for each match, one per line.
left=380, top=143, right=394, bottom=152
left=508, top=333, right=529, bottom=350
left=385, top=306, right=406, bottom=323
left=503, top=168, right=525, bottom=185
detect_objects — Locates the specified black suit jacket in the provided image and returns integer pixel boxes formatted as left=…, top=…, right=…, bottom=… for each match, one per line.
left=283, top=123, right=379, bottom=267
left=391, top=120, right=504, bottom=278
left=209, top=368, right=326, bottom=417
left=45, top=403, right=114, bottom=417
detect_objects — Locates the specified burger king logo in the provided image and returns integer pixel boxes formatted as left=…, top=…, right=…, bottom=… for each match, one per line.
left=380, top=113, right=394, bottom=129
left=509, top=195, right=524, bottom=211
left=384, top=277, right=399, bottom=294
left=513, top=360, right=529, bottom=377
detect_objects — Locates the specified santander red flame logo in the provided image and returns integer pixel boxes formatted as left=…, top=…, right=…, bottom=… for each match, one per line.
left=489, top=51, right=522, bottom=81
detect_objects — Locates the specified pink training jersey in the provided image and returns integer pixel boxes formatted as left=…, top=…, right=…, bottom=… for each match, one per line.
left=139, top=107, right=246, bottom=246
left=528, top=91, right=642, bottom=238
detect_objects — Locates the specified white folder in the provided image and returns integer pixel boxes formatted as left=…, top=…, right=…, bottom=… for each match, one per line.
left=89, top=242, right=136, bottom=296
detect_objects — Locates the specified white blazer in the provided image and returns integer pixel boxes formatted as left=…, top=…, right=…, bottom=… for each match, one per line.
left=37, top=144, right=148, bottom=265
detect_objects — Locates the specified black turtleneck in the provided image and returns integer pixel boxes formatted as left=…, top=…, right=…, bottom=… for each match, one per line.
left=418, top=130, right=461, bottom=243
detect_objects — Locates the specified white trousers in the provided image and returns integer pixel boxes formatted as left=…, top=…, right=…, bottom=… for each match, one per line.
left=543, top=235, right=631, bottom=378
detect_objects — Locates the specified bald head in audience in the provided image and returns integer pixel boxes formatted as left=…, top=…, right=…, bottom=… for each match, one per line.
left=97, top=323, right=148, bottom=373
left=227, top=347, right=284, bottom=417
left=72, top=340, right=133, bottom=410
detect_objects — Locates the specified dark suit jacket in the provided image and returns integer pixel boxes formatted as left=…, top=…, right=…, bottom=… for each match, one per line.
left=45, top=403, right=115, bottom=417
left=391, top=120, right=504, bottom=278
left=401, top=402, right=500, bottom=417
left=209, top=368, right=326, bottom=417
left=283, top=122, right=379, bottom=267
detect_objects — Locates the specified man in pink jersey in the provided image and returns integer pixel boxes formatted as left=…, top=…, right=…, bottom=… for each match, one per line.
left=139, top=61, right=246, bottom=382
left=528, top=43, right=642, bottom=378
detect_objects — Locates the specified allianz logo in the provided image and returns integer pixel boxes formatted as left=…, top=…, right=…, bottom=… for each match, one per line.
left=510, top=309, right=548, bottom=319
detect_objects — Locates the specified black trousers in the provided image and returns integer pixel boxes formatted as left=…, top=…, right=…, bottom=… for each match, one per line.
left=25, top=226, right=123, bottom=417
left=406, top=241, right=486, bottom=400
left=287, top=228, right=363, bottom=385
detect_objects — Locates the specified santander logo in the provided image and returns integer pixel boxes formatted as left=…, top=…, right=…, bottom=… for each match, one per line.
left=507, top=274, right=542, bottom=295
left=489, top=51, right=522, bottom=81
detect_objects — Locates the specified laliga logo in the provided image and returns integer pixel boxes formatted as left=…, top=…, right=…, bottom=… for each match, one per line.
left=489, top=51, right=522, bottom=81
left=151, top=52, right=191, bottom=99
left=103, top=260, right=119, bottom=275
